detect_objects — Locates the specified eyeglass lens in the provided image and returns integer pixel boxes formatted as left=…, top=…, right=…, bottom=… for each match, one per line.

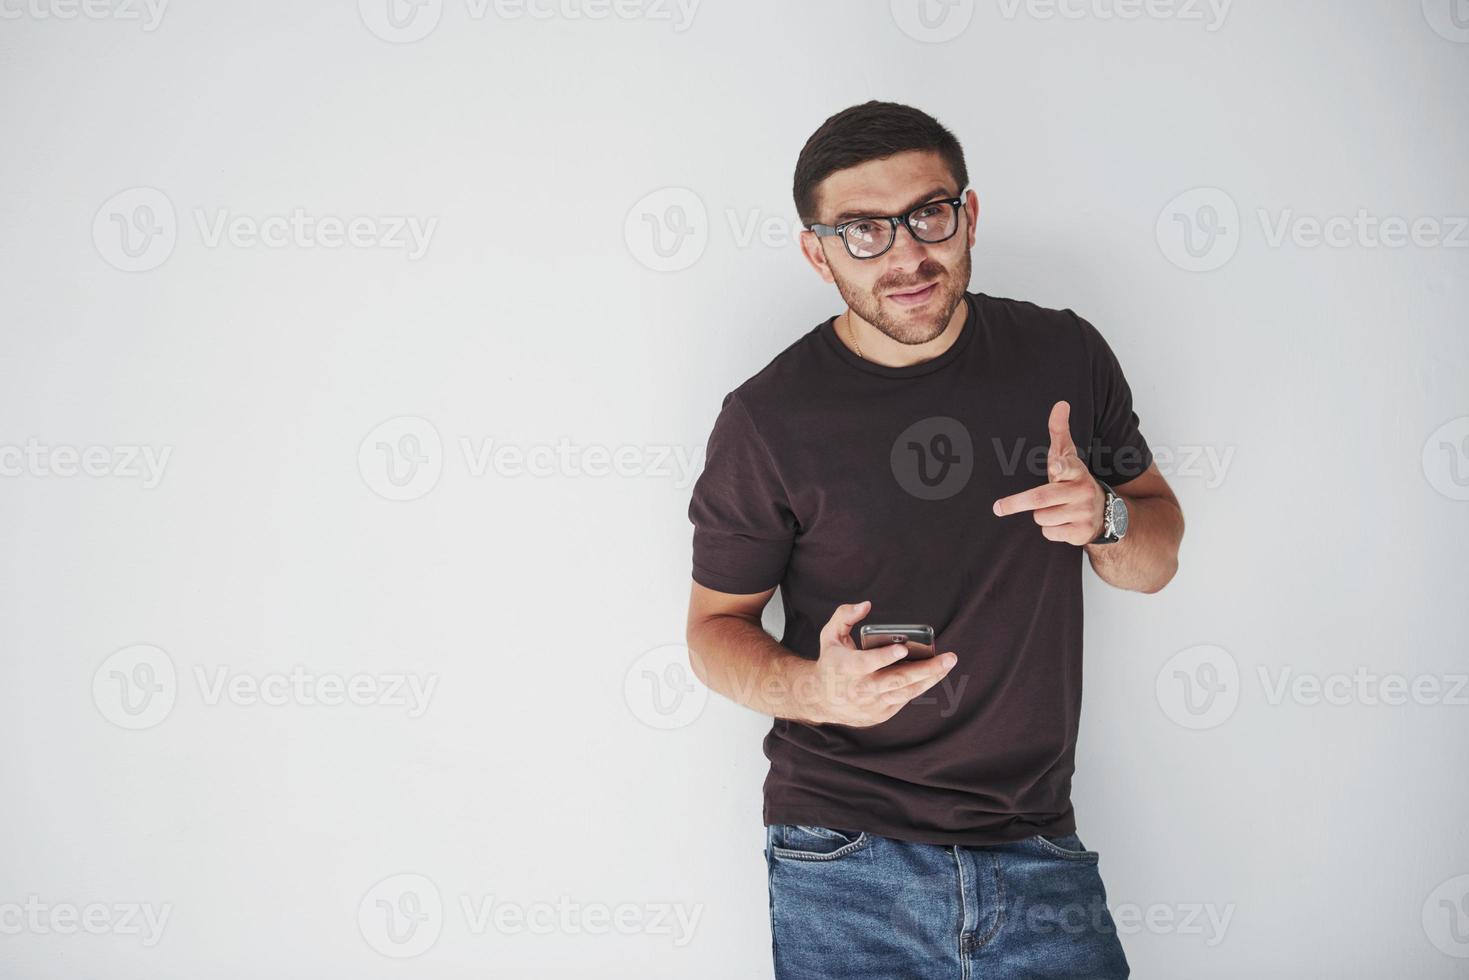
left=843, top=201, right=958, bottom=258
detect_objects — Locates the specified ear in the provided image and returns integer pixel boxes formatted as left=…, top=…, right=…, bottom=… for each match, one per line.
left=799, top=228, right=837, bottom=284
left=964, top=189, right=980, bottom=249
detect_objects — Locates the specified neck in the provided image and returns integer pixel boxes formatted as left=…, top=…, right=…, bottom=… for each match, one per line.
left=843, top=298, right=968, bottom=368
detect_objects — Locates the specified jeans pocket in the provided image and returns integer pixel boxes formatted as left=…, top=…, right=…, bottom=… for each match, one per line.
left=770, top=823, right=871, bottom=862
left=1029, top=832, right=1100, bottom=862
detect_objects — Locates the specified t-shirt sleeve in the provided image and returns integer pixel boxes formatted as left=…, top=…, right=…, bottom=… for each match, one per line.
left=687, top=391, right=797, bottom=594
left=1072, top=311, right=1154, bottom=487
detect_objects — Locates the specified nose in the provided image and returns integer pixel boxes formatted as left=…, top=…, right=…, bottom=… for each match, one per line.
left=885, top=220, right=930, bottom=268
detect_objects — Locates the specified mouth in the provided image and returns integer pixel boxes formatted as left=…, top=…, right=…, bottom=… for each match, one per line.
left=886, top=281, right=939, bottom=307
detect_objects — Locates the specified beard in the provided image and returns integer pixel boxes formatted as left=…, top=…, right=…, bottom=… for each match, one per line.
left=833, top=247, right=972, bottom=346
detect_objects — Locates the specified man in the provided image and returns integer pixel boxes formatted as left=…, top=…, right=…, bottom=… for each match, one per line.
left=685, top=101, right=1184, bottom=979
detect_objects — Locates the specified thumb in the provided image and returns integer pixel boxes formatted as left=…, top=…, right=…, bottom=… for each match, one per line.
left=823, top=599, right=870, bottom=647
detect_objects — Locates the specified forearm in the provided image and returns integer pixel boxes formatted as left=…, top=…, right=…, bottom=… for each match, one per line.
left=1084, top=492, right=1183, bottom=593
left=686, top=615, right=819, bottom=722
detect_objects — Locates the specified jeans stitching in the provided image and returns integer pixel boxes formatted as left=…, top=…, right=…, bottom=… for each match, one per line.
left=770, top=833, right=871, bottom=862
left=970, top=852, right=1006, bottom=952
left=953, top=846, right=972, bottom=980
left=1032, top=834, right=1099, bottom=861
left=765, top=828, right=779, bottom=950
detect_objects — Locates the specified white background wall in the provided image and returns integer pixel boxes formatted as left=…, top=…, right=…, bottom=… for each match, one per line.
left=2, top=1, right=1466, bottom=977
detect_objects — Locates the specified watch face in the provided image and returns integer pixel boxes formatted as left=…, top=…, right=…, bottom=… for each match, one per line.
left=1110, top=496, right=1129, bottom=538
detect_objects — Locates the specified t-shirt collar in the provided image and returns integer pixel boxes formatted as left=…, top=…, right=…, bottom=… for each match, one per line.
left=819, top=290, right=976, bottom=379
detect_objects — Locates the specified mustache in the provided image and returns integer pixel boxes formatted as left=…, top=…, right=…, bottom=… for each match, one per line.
left=881, top=275, right=944, bottom=294
left=879, top=265, right=947, bottom=294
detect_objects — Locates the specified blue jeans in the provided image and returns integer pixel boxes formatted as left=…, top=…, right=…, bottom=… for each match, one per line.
left=764, top=823, right=1130, bottom=979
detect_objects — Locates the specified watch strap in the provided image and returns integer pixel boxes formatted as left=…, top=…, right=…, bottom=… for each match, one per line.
left=1090, top=478, right=1119, bottom=545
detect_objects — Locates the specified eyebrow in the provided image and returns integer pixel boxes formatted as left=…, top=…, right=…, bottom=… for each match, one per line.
left=830, top=186, right=955, bottom=224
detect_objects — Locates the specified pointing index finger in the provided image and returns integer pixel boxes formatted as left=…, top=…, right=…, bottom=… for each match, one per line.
left=993, top=482, right=1068, bottom=516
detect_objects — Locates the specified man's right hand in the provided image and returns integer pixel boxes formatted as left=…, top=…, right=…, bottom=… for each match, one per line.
left=793, top=600, right=958, bottom=727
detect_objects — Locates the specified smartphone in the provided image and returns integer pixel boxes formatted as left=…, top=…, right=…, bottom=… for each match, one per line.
left=857, top=624, right=937, bottom=661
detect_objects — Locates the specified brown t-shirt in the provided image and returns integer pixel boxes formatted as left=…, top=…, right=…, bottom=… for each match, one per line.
left=687, top=290, right=1153, bottom=846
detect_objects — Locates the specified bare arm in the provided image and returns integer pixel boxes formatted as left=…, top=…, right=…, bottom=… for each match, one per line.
left=1084, top=462, right=1184, bottom=594
left=684, top=585, right=956, bottom=726
left=684, top=583, right=817, bottom=721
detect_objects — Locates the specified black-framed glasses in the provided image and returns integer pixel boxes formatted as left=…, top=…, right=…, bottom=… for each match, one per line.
left=808, top=192, right=967, bottom=259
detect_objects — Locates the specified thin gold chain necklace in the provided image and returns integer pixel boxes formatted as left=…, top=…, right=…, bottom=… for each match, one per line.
left=842, top=311, right=864, bottom=360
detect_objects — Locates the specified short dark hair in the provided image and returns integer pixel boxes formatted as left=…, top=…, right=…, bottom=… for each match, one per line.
left=792, top=101, right=969, bottom=228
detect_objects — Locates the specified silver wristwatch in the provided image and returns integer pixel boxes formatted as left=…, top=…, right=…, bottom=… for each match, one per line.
left=1090, top=479, right=1129, bottom=545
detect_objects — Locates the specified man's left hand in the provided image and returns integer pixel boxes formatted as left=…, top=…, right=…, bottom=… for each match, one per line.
left=991, top=400, right=1104, bottom=546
